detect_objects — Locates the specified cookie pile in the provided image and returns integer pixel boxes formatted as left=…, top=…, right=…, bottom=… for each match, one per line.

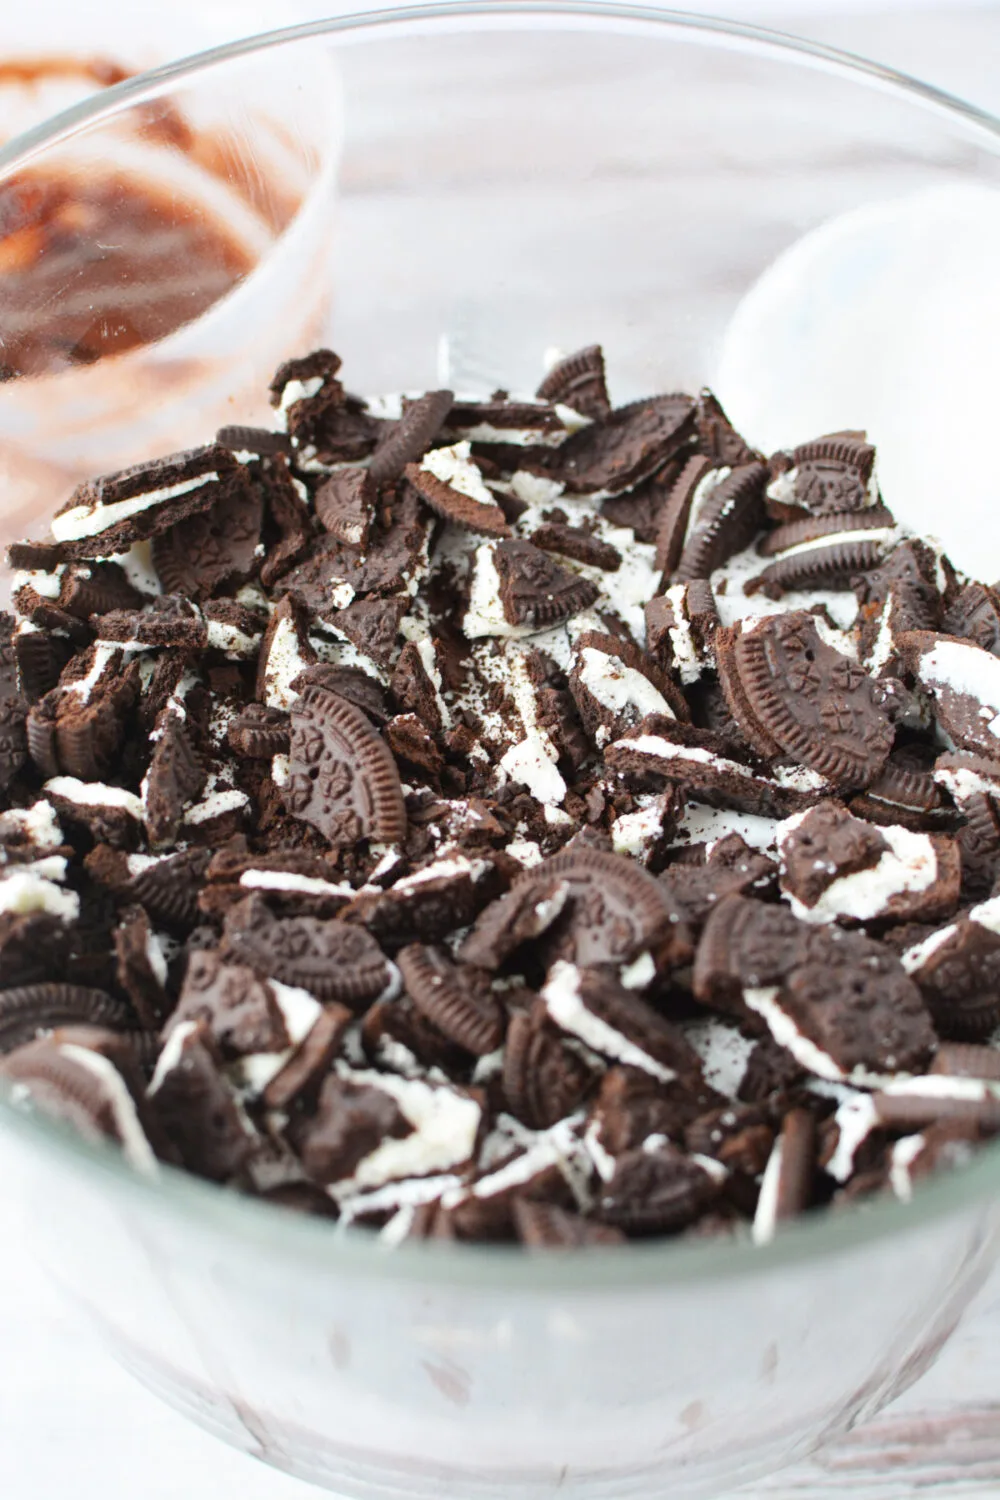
left=2, top=343, right=999, bottom=1249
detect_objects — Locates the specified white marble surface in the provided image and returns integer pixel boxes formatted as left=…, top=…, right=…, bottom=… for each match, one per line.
left=4, top=4, right=1000, bottom=1499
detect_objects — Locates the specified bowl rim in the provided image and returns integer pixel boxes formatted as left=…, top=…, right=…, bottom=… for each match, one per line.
left=2, top=0, right=1000, bottom=1290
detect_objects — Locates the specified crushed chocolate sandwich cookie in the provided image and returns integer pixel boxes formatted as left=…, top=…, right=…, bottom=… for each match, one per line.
left=2, top=342, right=1000, bottom=1249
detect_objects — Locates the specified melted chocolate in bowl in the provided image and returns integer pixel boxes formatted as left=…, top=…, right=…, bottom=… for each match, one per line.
left=0, top=52, right=339, bottom=555
left=0, top=169, right=255, bottom=377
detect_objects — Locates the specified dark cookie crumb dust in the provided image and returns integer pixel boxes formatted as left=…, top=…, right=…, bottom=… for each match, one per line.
left=2, top=344, right=999, bottom=1250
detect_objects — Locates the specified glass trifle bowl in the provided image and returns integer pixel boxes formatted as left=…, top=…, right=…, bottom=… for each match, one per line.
left=3, top=6, right=1000, bottom=1499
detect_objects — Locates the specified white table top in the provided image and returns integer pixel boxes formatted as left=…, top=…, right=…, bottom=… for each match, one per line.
left=4, top=4, right=1000, bottom=1498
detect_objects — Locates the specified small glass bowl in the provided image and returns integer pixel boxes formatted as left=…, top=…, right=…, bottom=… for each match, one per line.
left=2, top=6, right=1000, bottom=1498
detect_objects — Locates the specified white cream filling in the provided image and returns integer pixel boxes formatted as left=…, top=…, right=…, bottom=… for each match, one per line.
left=239, top=869, right=353, bottom=901
left=934, top=763, right=1000, bottom=804
left=60, top=1044, right=158, bottom=1177
left=619, top=734, right=754, bottom=779
left=420, top=440, right=496, bottom=507
left=620, top=952, right=656, bottom=990
left=824, top=1092, right=879, bottom=1183
left=684, top=466, right=731, bottom=543
left=889, top=1134, right=926, bottom=1203
left=901, top=923, right=958, bottom=975
left=261, top=614, right=312, bottom=710
left=509, top=471, right=566, bottom=507
left=0, top=800, right=62, bottom=850
left=278, top=375, right=324, bottom=417
left=682, top=1018, right=757, bottom=1097
left=64, top=642, right=120, bottom=704
left=611, top=802, right=665, bottom=862
left=779, top=822, right=938, bottom=924
left=327, top=1065, right=482, bottom=1198
left=663, top=584, right=705, bottom=684
left=751, top=1136, right=785, bottom=1245
left=147, top=1019, right=200, bottom=1096
left=183, top=787, right=250, bottom=826
left=541, top=961, right=676, bottom=1083
left=145, top=931, right=169, bottom=988
left=12, top=565, right=64, bottom=600
left=583, top=1119, right=618, bottom=1183
left=765, top=526, right=898, bottom=565
left=206, top=618, right=263, bottom=658
left=454, top=422, right=566, bottom=449
left=268, top=980, right=323, bottom=1046
left=500, top=734, right=567, bottom=806
left=578, top=647, right=672, bottom=745
left=918, top=640, right=1000, bottom=736
left=464, top=543, right=535, bottom=640
left=743, top=985, right=847, bottom=1083
left=675, top=802, right=780, bottom=855
left=0, top=869, right=78, bottom=920
left=390, top=853, right=491, bottom=893
left=45, top=776, right=143, bottom=820
left=52, top=473, right=218, bottom=543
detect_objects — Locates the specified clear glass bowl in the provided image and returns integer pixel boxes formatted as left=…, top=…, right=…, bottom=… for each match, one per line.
left=3, top=6, right=1000, bottom=1498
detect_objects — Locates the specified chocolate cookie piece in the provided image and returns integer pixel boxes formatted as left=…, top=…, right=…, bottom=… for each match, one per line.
left=270, top=351, right=382, bottom=462
left=529, top=522, right=621, bottom=572
left=955, top=793, right=1000, bottom=897
left=222, top=894, right=393, bottom=1009
left=285, top=682, right=406, bottom=846
left=606, top=715, right=824, bottom=818
left=717, top=613, right=894, bottom=789
left=167, top=948, right=291, bottom=1059
left=931, top=1042, right=1000, bottom=1080
left=390, top=641, right=446, bottom=736
left=569, top=632, right=686, bottom=750
left=766, top=434, right=877, bottom=518
left=536, top=345, right=611, bottom=422
left=151, top=482, right=263, bottom=600
left=344, top=853, right=502, bottom=949
left=600, top=457, right=687, bottom=543
left=694, top=390, right=759, bottom=467
left=513, top=1198, right=625, bottom=1248
left=143, top=716, right=205, bottom=847
left=113, top=907, right=171, bottom=1027
left=653, top=455, right=714, bottom=577
left=314, top=467, right=377, bottom=547
left=0, top=1027, right=160, bottom=1172
left=13, top=626, right=70, bottom=703
left=673, top=463, right=768, bottom=583
left=95, top=597, right=208, bottom=651
left=397, top=944, right=504, bottom=1056
left=776, top=802, right=960, bottom=928
left=128, top=848, right=212, bottom=933
left=492, top=540, right=599, bottom=630
left=941, top=584, right=1000, bottom=654
left=30, top=656, right=141, bottom=783
left=0, top=621, right=28, bottom=790
left=900, top=630, right=1000, bottom=759
left=752, top=1108, right=816, bottom=1241
left=331, top=597, right=409, bottom=668
left=292, top=664, right=392, bottom=727
left=405, top=445, right=510, bottom=537
left=454, top=875, right=570, bottom=969
left=597, top=1142, right=718, bottom=1234
left=768, top=930, right=936, bottom=1078
left=50, top=445, right=240, bottom=560
left=292, top=1073, right=413, bottom=1184
left=590, top=1066, right=724, bottom=1156
left=215, top=424, right=293, bottom=457
left=148, top=1021, right=257, bottom=1181
left=901, top=897, right=1000, bottom=1038
left=262, top=1002, right=353, bottom=1112
left=279, top=483, right=430, bottom=603
left=553, top=394, right=695, bottom=495
left=462, top=845, right=684, bottom=969
left=541, top=962, right=702, bottom=1082
left=369, top=390, right=454, bottom=484
left=0, top=982, right=135, bottom=1055
left=502, top=1002, right=596, bottom=1129
left=748, top=508, right=898, bottom=599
